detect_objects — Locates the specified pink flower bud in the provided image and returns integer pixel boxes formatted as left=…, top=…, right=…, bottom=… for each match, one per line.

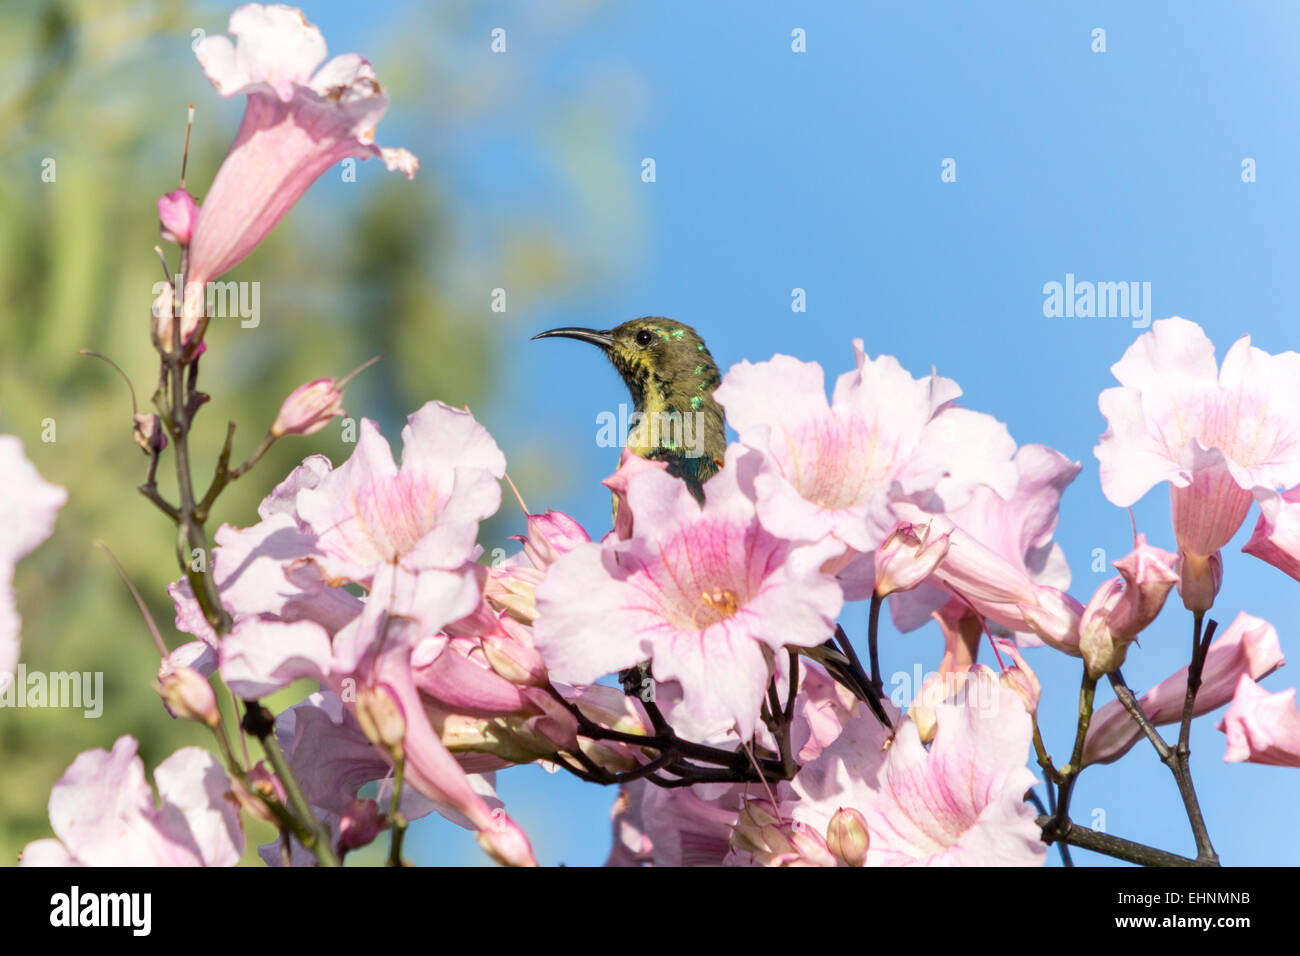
left=733, top=801, right=838, bottom=867
left=519, top=510, right=590, bottom=570
left=338, top=798, right=385, bottom=853
left=1177, top=549, right=1223, bottom=614
left=602, top=448, right=670, bottom=540
left=825, top=807, right=870, bottom=867
left=994, top=640, right=1041, bottom=715
left=155, top=663, right=220, bottom=727
left=476, top=808, right=538, bottom=867
left=481, top=627, right=548, bottom=687
left=133, top=413, right=167, bottom=455
left=356, top=685, right=406, bottom=756
left=151, top=280, right=206, bottom=353
left=1081, top=533, right=1180, bottom=675
left=270, top=356, right=379, bottom=438
left=271, top=379, right=345, bottom=438
left=484, top=565, right=543, bottom=624
left=157, top=189, right=200, bottom=246
left=874, top=521, right=950, bottom=598
left=233, top=762, right=286, bottom=825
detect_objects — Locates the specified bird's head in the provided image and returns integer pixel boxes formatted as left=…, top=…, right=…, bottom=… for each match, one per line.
left=532, top=317, right=719, bottom=407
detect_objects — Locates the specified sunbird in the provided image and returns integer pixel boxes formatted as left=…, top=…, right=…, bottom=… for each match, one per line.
left=532, top=317, right=727, bottom=504
left=533, top=316, right=890, bottom=727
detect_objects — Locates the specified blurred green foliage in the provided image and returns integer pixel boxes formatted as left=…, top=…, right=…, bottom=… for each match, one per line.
left=0, top=0, right=633, bottom=863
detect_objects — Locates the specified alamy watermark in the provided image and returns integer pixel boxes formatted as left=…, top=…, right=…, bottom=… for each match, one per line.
left=1, top=666, right=103, bottom=718
left=152, top=275, right=261, bottom=329
left=596, top=404, right=707, bottom=458
left=1042, top=273, right=1151, bottom=328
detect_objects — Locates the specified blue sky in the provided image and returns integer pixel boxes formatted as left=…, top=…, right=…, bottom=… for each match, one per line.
left=277, top=0, right=1300, bottom=865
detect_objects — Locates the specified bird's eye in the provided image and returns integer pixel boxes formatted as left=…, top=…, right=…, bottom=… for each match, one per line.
left=634, top=329, right=655, bottom=347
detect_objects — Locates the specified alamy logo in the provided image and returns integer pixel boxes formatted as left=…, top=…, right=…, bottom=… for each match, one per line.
left=1042, top=273, right=1152, bottom=328
left=152, top=274, right=261, bottom=329
left=596, top=404, right=707, bottom=458
left=50, top=886, right=151, bottom=936
left=0, top=666, right=103, bottom=718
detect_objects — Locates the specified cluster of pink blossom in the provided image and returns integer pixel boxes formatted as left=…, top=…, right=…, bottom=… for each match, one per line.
left=12, top=4, right=1300, bottom=868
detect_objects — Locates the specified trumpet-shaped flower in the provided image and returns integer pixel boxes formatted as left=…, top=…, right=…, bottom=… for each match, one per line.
left=185, top=4, right=417, bottom=342
left=0, top=436, right=66, bottom=679
left=1243, top=485, right=1300, bottom=583
left=888, top=444, right=1081, bottom=649
left=1082, top=611, right=1284, bottom=766
left=789, top=672, right=1044, bottom=866
left=533, top=449, right=844, bottom=740
left=1218, top=676, right=1300, bottom=767
left=1077, top=534, right=1179, bottom=678
left=327, top=562, right=537, bottom=866
left=1096, top=317, right=1300, bottom=608
left=295, top=401, right=505, bottom=586
left=20, top=737, right=242, bottom=867
left=713, top=345, right=1017, bottom=556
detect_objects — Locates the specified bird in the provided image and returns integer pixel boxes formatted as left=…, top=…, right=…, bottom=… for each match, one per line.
left=532, top=317, right=891, bottom=729
left=532, top=317, right=727, bottom=504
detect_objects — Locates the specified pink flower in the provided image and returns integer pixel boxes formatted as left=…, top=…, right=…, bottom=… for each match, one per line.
left=271, top=379, right=344, bottom=437
left=888, top=444, right=1082, bottom=650
left=20, top=736, right=242, bottom=866
left=602, top=448, right=669, bottom=540
left=639, top=781, right=755, bottom=867
left=1082, top=611, right=1285, bottom=766
left=295, top=401, right=506, bottom=586
left=275, top=691, right=391, bottom=816
left=731, top=797, right=839, bottom=867
left=534, top=449, right=844, bottom=740
left=157, top=189, right=199, bottom=245
left=714, top=346, right=1018, bottom=558
left=1096, top=317, right=1300, bottom=610
left=996, top=638, right=1041, bottom=715
left=0, top=436, right=66, bottom=679
left=1243, top=485, right=1300, bottom=583
left=155, top=663, right=220, bottom=727
left=1077, top=534, right=1179, bottom=678
left=338, top=798, right=386, bottom=854
left=872, top=521, right=950, bottom=598
left=515, top=510, right=591, bottom=570
left=270, top=356, right=379, bottom=439
left=606, top=785, right=655, bottom=866
left=1217, top=676, right=1300, bottom=767
left=328, top=563, right=537, bottom=866
left=185, top=4, right=417, bottom=336
left=789, top=672, right=1045, bottom=866
left=218, top=617, right=334, bottom=699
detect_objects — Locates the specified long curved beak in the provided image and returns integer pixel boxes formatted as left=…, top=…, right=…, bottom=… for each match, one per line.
left=531, top=327, right=615, bottom=350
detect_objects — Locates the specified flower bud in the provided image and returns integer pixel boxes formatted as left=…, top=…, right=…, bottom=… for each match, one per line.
left=356, top=685, right=406, bottom=757
left=133, top=413, right=167, bottom=455
left=519, top=511, right=590, bottom=570
left=1077, top=538, right=1179, bottom=677
left=994, top=639, right=1041, bottom=715
left=481, top=627, right=548, bottom=687
left=233, top=762, right=286, bottom=825
left=825, top=807, right=870, bottom=867
left=151, top=283, right=175, bottom=348
left=158, top=189, right=200, bottom=246
left=338, top=798, right=385, bottom=854
left=271, top=379, right=345, bottom=438
left=1016, top=587, right=1084, bottom=655
left=151, top=279, right=206, bottom=353
left=1177, top=549, right=1223, bottom=614
left=476, top=808, right=537, bottom=867
left=155, top=663, right=220, bottom=728
left=483, top=566, right=542, bottom=624
left=874, top=521, right=950, bottom=598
